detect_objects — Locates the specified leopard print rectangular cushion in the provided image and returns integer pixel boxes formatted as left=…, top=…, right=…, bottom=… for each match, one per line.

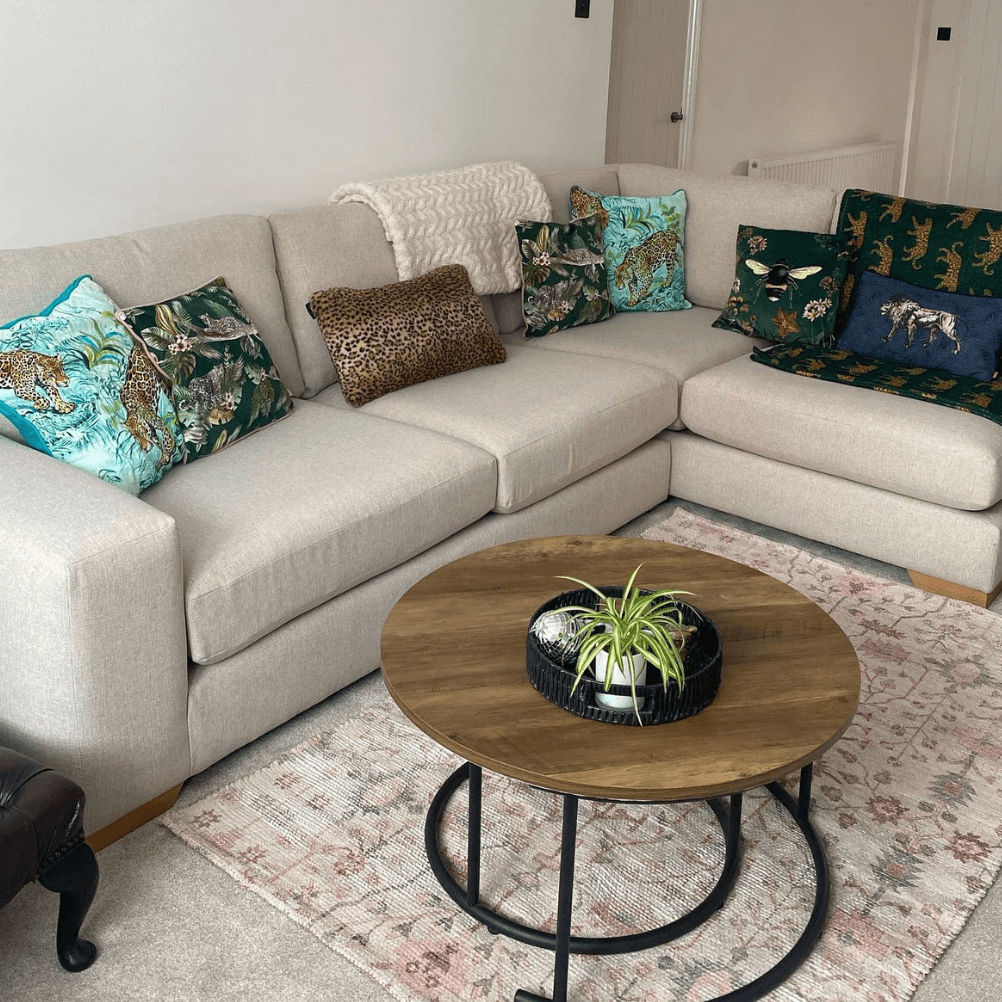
left=308, top=264, right=507, bottom=407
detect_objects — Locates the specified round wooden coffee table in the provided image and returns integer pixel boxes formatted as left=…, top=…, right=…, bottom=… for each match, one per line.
left=381, top=535, right=860, bottom=1002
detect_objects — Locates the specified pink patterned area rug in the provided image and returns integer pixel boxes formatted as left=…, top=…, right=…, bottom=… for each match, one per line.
left=163, top=510, right=1002, bottom=1002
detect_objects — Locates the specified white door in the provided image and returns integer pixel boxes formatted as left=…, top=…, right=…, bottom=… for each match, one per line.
left=604, top=0, right=693, bottom=168
left=948, top=0, right=1002, bottom=209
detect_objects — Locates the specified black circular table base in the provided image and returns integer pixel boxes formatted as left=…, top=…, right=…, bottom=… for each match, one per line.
left=424, top=762, right=830, bottom=1002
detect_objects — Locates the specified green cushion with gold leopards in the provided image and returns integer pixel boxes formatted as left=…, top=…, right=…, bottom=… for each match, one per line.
left=835, top=189, right=1002, bottom=328
left=751, top=343, right=1002, bottom=427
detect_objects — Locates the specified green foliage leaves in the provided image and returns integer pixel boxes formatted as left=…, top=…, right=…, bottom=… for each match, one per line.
left=555, top=563, right=696, bottom=724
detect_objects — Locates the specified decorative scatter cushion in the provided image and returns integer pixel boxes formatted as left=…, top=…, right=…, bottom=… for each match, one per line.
left=752, top=343, right=1002, bottom=428
left=308, top=264, right=507, bottom=407
left=837, top=270, right=1002, bottom=380
left=835, top=189, right=1002, bottom=327
left=0, top=275, right=183, bottom=493
left=569, top=186, right=690, bottom=313
left=119, top=278, right=293, bottom=460
left=712, top=225, right=851, bottom=345
left=568, top=185, right=610, bottom=229
left=517, top=216, right=613, bottom=337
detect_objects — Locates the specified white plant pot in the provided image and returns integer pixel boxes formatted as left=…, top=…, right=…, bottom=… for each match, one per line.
left=593, top=649, right=647, bottom=711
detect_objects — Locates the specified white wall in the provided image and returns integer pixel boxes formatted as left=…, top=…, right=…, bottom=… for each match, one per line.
left=688, top=0, right=920, bottom=179
left=0, top=0, right=613, bottom=249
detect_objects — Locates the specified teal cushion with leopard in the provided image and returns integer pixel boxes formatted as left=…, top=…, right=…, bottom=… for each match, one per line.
left=0, top=275, right=183, bottom=494
left=569, top=185, right=691, bottom=313
left=119, top=277, right=293, bottom=460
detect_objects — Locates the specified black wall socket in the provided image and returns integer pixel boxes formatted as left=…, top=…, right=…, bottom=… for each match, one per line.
left=575, top=0, right=590, bottom=18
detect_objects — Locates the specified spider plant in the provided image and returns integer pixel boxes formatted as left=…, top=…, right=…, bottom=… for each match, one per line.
left=555, top=563, right=696, bottom=723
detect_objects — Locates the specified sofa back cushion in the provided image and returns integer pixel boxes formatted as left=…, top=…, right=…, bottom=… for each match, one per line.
left=270, top=203, right=399, bottom=397
left=616, top=164, right=838, bottom=311
left=492, top=164, right=622, bottom=335
left=0, top=215, right=304, bottom=399
left=270, top=202, right=499, bottom=397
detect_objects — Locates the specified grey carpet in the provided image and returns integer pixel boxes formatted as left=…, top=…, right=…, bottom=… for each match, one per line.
left=1, top=499, right=999, bottom=1002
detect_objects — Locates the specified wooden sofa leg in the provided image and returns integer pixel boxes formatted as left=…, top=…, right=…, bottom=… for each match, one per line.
left=85, top=783, right=184, bottom=852
left=907, top=569, right=1002, bottom=608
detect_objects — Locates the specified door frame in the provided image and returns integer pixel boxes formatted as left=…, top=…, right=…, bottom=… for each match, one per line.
left=677, top=0, right=703, bottom=171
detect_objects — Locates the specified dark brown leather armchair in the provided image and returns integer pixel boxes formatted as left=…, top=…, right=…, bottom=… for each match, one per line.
left=0, top=746, right=99, bottom=971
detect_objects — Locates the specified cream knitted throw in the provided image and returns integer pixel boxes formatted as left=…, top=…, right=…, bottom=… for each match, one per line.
left=328, top=161, right=552, bottom=294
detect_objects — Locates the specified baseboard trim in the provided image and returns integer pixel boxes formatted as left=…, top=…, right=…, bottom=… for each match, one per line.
left=908, top=570, right=1002, bottom=609
left=86, top=783, right=184, bottom=852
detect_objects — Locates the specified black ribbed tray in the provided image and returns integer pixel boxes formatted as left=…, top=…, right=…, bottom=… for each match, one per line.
left=526, top=587, right=722, bottom=726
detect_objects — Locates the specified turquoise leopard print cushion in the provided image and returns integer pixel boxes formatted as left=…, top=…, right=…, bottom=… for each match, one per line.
left=569, top=186, right=691, bottom=313
left=0, top=275, right=183, bottom=494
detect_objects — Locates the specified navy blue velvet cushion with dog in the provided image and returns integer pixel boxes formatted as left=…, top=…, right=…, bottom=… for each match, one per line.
left=837, top=270, right=1002, bottom=381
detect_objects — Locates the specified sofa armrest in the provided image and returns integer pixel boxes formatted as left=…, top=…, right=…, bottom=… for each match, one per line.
left=0, top=438, right=190, bottom=832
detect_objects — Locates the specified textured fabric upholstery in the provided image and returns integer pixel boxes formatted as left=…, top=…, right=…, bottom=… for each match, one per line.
left=185, top=439, right=671, bottom=773
left=538, top=165, right=621, bottom=225
left=617, top=164, right=838, bottom=311
left=313, top=345, right=675, bottom=514
left=142, top=399, right=498, bottom=664
left=679, top=354, right=1002, bottom=510
left=270, top=202, right=400, bottom=397
left=0, top=215, right=304, bottom=398
left=0, top=437, right=190, bottom=834
left=500, top=306, right=768, bottom=429
left=666, top=431, right=1002, bottom=594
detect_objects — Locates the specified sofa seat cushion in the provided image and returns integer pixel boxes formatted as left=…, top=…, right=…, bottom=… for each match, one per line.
left=313, top=345, right=674, bottom=514
left=141, top=399, right=497, bottom=664
left=501, top=307, right=768, bottom=429
left=679, top=354, right=1002, bottom=510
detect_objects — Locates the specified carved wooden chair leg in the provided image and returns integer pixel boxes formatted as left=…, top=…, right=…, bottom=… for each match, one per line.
left=38, top=841, right=99, bottom=972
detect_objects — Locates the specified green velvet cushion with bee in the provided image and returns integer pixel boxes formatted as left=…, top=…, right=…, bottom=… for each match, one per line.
left=712, top=225, right=851, bottom=346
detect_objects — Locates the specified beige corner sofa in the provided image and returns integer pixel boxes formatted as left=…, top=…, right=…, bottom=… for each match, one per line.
left=3, top=163, right=999, bottom=845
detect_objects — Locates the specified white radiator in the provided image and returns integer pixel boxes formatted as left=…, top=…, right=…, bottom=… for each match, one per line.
left=746, top=141, right=898, bottom=193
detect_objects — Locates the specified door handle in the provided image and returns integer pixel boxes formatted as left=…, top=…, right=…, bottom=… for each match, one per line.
left=670, top=111, right=683, bottom=123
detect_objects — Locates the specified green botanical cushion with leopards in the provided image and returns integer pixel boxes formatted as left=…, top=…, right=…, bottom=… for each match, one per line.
left=751, top=343, right=1002, bottom=427
left=0, top=275, right=183, bottom=494
left=120, top=278, right=293, bottom=460
left=517, top=216, right=613, bottom=337
left=569, top=186, right=691, bottom=313
left=836, top=189, right=1002, bottom=328
left=712, top=225, right=850, bottom=346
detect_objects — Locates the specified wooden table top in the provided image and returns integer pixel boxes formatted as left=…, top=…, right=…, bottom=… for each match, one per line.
left=380, top=535, right=860, bottom=802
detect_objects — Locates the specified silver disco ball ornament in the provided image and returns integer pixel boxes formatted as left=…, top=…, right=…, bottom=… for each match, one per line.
left=531, top=610, right=583, bottom=665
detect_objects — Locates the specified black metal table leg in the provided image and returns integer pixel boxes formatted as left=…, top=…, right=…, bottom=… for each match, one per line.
left=797, top=763, right=813, bottom=824
left=515, top=793, right=579, bottom=1002
left=467, top=764, right=482, bottom=908
left=425, top=760, right=829, bottom=1002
